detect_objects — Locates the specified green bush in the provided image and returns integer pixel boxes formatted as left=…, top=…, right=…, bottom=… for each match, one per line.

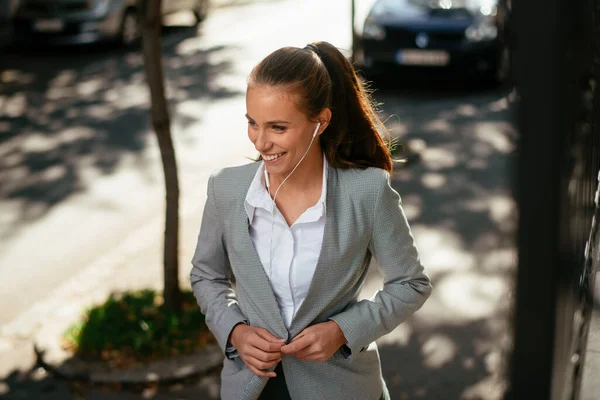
left=63, top=289, right=214, bottom=367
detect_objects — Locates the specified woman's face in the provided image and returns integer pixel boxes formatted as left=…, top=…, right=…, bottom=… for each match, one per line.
left=246, top=84, right=323, bottom=178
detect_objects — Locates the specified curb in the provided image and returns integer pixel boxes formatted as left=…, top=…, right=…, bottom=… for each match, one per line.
left=32, top=300, right=223, bottom=385
left=34, top=320, right=223, bottom=384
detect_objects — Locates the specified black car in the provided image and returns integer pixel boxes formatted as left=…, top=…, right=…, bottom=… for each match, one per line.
left=354, top=0, right=510, bottom=82
left=12, top=0, right=210, bottom=46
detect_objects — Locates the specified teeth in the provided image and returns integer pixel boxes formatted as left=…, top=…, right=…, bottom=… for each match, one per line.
left=263, top=152, right=284, bottom=161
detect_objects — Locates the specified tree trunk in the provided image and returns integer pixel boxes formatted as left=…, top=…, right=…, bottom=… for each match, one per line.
left=140, top=0, right=182, bottom=313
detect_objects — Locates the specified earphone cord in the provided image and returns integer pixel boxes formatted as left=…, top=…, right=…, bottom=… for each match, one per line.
left=267, top=128, right=319, bottom=280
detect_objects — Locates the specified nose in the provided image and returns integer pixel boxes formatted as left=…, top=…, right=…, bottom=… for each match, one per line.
left=253, top=129, right=272, bottom=153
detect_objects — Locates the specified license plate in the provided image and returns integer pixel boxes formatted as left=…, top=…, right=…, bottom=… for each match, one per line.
left=396, top=50, right=450, bottom=66
left=34, top=19, right=64, bottom=32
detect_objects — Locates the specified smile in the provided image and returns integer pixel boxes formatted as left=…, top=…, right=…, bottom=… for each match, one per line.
left=263, top=152, right=286, bottom=162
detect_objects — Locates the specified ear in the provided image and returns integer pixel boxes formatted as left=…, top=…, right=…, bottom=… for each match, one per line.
left=316, top=108, right=332, bottom=136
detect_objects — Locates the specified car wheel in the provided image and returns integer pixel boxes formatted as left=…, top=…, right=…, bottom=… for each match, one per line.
left=120, top=9, right=141, bottom=47
left=193, top=0, right=209, bottom=24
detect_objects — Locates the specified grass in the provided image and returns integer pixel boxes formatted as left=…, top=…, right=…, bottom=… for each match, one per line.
left=63, top=289, right=215, bottom=368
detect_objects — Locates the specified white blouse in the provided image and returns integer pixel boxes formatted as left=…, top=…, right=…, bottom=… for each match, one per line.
left=244, top=156, right=328, bottom=328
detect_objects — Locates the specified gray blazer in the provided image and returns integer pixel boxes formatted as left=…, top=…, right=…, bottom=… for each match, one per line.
left=190, top=162, right=432, bottom=400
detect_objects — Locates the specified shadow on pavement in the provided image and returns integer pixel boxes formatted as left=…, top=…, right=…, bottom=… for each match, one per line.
left=373, top=78, right=516, bottom=399
left=380, top=320, right=506, bottom=400
left=0, top=24, right=241, bottom=239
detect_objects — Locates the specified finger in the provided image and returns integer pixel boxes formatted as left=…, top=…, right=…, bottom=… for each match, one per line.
left=245, top=346, right=282, bottom=363
left=251, top=329, right=285, bottom=353
left=247, top=363, right=277, bottom=378
left=291, top=345, right=316, bottom=360
left=262, top=358, right=281, bottom=369
left=290, top=331, right=307, bottom=343
left=249, top=335, right=284, bottom=354
left=240, top=355, right=275, bottom=377
left=255, top=328, right=286, bottom=344
left=282, top=335, right=312, bottom=354
left=245, top=354, right=280, bottom=373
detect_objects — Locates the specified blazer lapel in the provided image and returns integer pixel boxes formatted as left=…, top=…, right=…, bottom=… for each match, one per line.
left=231, top=169, right=288, bottom=339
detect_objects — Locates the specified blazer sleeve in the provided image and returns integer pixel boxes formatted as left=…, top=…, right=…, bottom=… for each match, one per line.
left=330, top=171, right=432, bottom=356
left=190, top=174, right=247, bottom=356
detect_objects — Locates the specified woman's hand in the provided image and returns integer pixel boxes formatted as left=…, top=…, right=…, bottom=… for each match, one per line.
left=281, top=321, right=347, bottom=362
left=229, top=324, right=285, bottom=377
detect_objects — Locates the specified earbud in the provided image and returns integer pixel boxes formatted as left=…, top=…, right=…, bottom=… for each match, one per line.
left=313, top=121, right=321, bottom=138
left=265, top=119, right=322, bottom=278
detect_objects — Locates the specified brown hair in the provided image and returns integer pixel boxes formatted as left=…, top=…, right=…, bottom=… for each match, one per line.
left=248, top=41, right=393, bottom=173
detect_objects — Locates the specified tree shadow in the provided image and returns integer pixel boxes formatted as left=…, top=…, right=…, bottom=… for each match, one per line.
left=380, top=320, right=506, bottom=400
left=1, top=365, right=72, bottom=400
left=369, top=79, right=516, bottom=399
left=378, top=76, right=517, bottom=255
left=0, top=24, right=242, bottom=239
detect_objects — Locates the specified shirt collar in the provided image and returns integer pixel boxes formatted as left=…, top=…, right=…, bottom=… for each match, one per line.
left=244, top=153, right=329, bottom=224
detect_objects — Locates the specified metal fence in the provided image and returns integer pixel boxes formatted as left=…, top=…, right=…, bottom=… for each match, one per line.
left=507, top=0, right=600, bottom=398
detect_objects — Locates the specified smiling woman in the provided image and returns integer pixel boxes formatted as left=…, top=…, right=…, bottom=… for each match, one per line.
left=190, top=41, right=432, bottom=400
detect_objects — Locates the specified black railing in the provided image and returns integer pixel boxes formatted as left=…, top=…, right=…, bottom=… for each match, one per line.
left=507, top=0, right=600, bottom=398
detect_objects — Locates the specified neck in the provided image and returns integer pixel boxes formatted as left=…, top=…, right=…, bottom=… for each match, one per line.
left=267, top=148, right=324, bottom=196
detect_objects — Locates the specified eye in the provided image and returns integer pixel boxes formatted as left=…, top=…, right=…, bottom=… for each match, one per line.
left=247, top=121, right=258, bottom=128
left=272, top=125, right=287, bottom=132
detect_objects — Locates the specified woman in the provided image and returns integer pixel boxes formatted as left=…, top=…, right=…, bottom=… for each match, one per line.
left=190, top=41, right=432, bottom=400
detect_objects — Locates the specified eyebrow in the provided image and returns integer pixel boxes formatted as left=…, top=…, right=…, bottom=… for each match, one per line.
left=245, top=114, right=290, bottom=124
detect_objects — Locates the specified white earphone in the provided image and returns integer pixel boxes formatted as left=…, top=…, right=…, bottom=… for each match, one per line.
left=312, top=121, right=320, bottom=138
left=264, top=120, right=321, bottom=278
